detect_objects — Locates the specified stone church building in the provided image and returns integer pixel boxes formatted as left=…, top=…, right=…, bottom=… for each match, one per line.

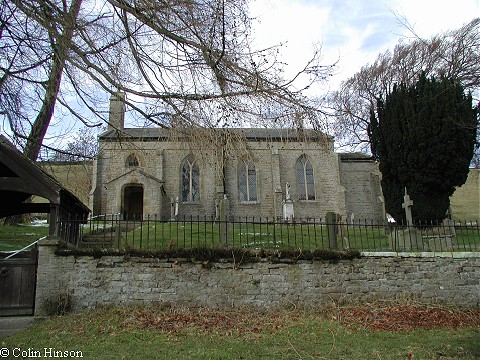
left=90, top=93, right=385, bottom=222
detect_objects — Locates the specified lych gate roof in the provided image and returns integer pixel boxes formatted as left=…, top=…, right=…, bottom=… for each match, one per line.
left=0, top=135, right=89, bottom=220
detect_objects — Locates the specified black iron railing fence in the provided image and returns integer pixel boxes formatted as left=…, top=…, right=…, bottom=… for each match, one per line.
left=57, top=214, right=480, bottom=253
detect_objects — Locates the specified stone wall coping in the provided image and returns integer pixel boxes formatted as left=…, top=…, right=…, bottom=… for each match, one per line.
left=362, top=251, right=480, bottom=258
left=46, top=246, right=480, bottom=261
left=37, top=238, right=60, bottom=247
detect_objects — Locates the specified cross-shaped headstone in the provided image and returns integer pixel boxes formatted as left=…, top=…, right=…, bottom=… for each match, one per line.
left=402, top=187, right=414, bottom=226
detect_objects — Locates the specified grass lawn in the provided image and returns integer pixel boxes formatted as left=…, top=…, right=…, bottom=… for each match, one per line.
left=113, top=221, right=393, bottom=251
left=84, top=219, right=480, bottom=252
left=2, top=304, right=480, bottom=359
left=2, top=219, right=478, bottom=253
left=0, top=223, right=49, bottom=252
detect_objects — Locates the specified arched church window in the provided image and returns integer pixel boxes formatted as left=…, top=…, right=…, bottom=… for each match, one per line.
left=126, top=153, right=139, bottom=168
left=238, top=161, right=257, bottom=202
left=296, top=155, right=315, bottom=200
left=181, top=155, right=200, bottom=202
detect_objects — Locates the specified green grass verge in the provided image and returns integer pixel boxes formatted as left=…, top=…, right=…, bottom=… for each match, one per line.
left=2, top=306, right=479, bottom=359
left=0, top=224, right=49, bottom=252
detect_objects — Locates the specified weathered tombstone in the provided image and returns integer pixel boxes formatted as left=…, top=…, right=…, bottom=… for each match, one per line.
left=170, top=197, right=175, bottom=220
left=283, top=183, right=295, bottom=222
left=402, top=187, right=414, bottom=226
left=169, top=196, right=179, bottom=221
left=425, top=219, right=454, bottom=251
left=391, top=188, right=421, bottom=251
left=219, top=194, right=230, bottom=247
left=395, top=227, right=422, bottom=251
left=326, top=212, right=338, bottom=249
left=175, top=196, right=179, bottom=219
left=446, top=217, right=456, bottom=237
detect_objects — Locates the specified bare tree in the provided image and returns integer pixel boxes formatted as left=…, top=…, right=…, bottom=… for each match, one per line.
left=48, top=127, right=98, bottom=161
left=1, top=0, right=85, bottom=160
left=329, top=18, right=480, bottom=154
left=1, top=0, right=335, bottom=161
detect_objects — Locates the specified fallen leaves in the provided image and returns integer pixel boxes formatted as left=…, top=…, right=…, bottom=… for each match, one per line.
left=123, top=306, right=298, bottom=335
left=335, top=303, right=480, bottom=332
left=119, top=302, right=480, bottom=336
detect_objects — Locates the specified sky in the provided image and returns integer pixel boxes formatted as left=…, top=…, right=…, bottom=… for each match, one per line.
left=249, top=0, right=480, bottom=92
left=5, top=0, right=479, bottom=154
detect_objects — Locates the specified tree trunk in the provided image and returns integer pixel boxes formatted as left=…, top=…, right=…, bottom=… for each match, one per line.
left=3, top=0, right=82, bottom=226
left=23, top=0, right=83, bottom=161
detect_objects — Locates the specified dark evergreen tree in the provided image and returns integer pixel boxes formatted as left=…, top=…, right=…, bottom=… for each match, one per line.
left=368, top=73, right=478, bottom=222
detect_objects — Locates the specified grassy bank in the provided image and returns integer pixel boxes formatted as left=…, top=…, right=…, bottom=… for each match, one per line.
left=2, top=304, right=480, bottom=359
left=0, top=223, right=48, bottom=252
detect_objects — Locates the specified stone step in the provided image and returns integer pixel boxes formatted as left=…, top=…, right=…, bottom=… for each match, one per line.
left=0, top=316, right=35, bottom=338
left=79, top=222, right=141, bottom=248
left=79, top=235, right=115, bottom=248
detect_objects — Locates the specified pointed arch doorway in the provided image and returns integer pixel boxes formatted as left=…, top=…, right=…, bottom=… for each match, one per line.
left=123, top=184, right=144, bottom=220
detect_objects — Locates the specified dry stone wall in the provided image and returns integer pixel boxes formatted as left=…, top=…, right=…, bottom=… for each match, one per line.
left=35, top=241, right=480, bottom=315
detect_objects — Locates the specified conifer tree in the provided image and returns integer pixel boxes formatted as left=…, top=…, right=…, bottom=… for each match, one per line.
left=368, top=73, right=478, bottom=222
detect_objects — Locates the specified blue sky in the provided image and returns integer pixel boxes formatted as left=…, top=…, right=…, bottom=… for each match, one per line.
left=249, top=0, right=480, bottom=90
left=4, top=0, right=479, bottom=151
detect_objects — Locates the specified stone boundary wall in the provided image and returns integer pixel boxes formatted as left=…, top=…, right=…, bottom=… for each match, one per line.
left=34, top=241, right=480, bottom=315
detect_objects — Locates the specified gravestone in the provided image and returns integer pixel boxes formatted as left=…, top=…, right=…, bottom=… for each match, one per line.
left=175, top=196, right=179, bottom=218
left=326, top=212, right=339, bottom=249
left=170, top=196, right=179, bottom=220
left=170, top=197, right=175, bottom=220
left=402, top=187, right=414, bottom=226
left=423, top=219, right=454, bottom=251
left=394, top=227, right=422, bottom=251
left=218, top=194, right=230, bottom=247
left=283, top=183, right=295, bottom=222
left=391, top=188, right=421, bottom=251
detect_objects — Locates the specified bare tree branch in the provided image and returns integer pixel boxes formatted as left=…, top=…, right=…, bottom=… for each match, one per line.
left=329, top=18, right=480, bottom=155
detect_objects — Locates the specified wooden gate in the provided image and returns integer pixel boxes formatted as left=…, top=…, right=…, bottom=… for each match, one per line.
left=0, top=248, right=38, bottom=316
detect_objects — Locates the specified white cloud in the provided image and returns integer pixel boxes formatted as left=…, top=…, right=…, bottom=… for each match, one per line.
left=249, top=0, right=329, bottom=70
left=398, top=0, right=480, bottom=38
left=249, top=0, right=480, bottom=91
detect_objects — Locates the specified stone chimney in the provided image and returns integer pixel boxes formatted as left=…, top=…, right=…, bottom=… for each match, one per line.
left=108, top=92, right=126, bottom=130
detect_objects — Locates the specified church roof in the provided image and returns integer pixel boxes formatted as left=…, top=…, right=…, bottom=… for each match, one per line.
left=339, top=152, right=375, bottom=162
left=99, top=127, right=331, bottom=142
